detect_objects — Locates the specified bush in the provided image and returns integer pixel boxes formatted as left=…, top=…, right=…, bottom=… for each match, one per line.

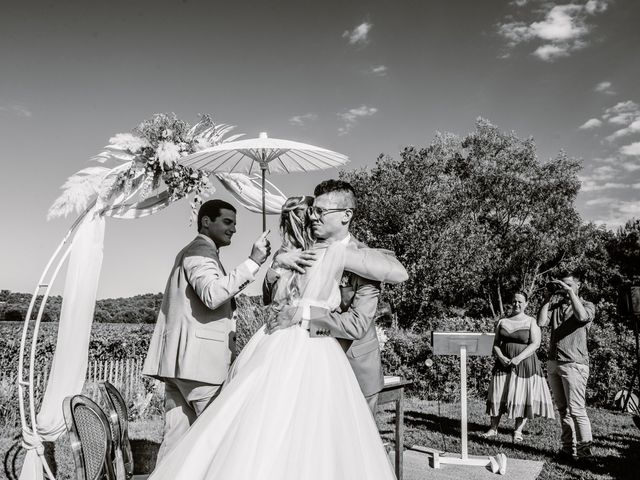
left=584, top=301, right=636, bottom=406
left=235, top=295, right=267, bottom=351
left=381, top=305, right=637, bottom=408
left=381, top=316, right=495, bottom=401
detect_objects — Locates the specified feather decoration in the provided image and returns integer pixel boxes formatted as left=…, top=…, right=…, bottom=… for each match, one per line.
left=215, top=172, right=287, bottom=214
left=47, top=167, right=111, bottom=220
left=49, top=114, right=244, bottom=223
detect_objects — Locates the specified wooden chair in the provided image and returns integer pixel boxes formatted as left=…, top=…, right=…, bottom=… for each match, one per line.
left=63, top=394, right=116, bottom=480
left=98, top=381, right=134, bottom=480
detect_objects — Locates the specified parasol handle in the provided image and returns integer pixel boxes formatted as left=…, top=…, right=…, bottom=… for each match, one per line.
left=261, top=165, right=267, bottom=232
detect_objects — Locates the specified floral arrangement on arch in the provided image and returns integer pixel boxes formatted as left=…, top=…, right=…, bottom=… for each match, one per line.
left=48, top=113, right=243, bottom=221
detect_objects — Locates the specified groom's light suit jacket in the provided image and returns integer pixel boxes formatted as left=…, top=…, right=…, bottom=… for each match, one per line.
left=143, top=234, right=257, bottom=385
left=263, top=236, right=383, bottom=398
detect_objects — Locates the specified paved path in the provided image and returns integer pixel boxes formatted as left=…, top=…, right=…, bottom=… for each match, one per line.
left=391, top=450, right=545, bottom=480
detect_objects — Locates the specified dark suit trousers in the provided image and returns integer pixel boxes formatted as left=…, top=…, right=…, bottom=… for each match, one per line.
left=366, top=392, right=379, bottom=415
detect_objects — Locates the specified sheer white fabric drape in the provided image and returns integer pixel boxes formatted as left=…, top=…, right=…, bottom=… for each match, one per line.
left=19, top=173, right=284, bottom=479
left=19, top=194, right=173, bottom=480
left=20, top=211, right=105, bottom=480
left=215, top=172, right=287, bottom=214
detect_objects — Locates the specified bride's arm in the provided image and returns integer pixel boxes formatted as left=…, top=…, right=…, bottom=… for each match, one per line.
left=343, top=246, right=408, bottom=284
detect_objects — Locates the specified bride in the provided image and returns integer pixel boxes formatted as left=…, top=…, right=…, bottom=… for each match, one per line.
left=149, top=195, right=408, bottom=480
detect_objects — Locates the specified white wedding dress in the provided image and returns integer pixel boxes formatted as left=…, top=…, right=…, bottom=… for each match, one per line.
left=149, top=242, right=396, bottom=480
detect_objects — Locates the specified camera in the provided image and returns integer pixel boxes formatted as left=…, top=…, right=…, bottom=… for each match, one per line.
left=546, top=282, right=563, bottom=295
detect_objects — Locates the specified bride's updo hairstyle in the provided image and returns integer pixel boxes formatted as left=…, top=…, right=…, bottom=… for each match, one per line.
left=280, top=195, right=314, bottom=251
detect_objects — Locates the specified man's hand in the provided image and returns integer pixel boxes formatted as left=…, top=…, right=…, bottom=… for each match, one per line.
left=549, top=279, right=572, bottom=293
left=274, top=249, right=318, bottom=274
left=266, top=306, right=301, bottom=334
left=249, top=230, right=271, bottom=266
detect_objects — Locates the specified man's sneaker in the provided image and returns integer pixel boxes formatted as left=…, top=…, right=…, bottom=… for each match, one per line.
left=576, top=442, right=594, bottom=460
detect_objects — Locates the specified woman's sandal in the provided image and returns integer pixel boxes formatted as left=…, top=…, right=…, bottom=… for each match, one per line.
left=513, top=431, right=524, bottom=442
left=481, top=429, right=498, bottom=438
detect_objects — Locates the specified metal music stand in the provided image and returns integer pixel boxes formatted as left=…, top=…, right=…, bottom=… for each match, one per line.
left=413, top=332, right=496, bottom=469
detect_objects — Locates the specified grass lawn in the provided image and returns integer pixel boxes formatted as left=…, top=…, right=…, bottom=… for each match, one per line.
left=376, top=397, right=640, bottom=480
left=1, top=398, right=638, bottom=479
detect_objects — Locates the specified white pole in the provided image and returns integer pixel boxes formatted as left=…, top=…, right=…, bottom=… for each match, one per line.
left=460, top=344, right=468, bottom=460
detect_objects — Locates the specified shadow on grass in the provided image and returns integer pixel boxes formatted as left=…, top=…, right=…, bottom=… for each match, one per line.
left=399, top=409, right=560, bottom=458
left=382, top=404, right=640, bottom=480
left=3, top=434, right=21, bottom=480
left=3, top=436, right=57, bottom=480
left=131, top=438, right=160, bottom=475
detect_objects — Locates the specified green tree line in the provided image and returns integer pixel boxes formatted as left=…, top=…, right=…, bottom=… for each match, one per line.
left=0, top=291, right=164, bottom=323
left=341, top=118, right=640, bottom=327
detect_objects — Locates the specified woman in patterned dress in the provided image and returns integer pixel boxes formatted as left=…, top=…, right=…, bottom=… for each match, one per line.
left=482, top=292, right=555, bottom=441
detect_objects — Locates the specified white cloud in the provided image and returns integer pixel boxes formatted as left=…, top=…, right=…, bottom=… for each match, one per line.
left=367, top=65, right=388, bottom=77
left=497, top=1, right=611, bottom=61
left=594, top=81, right=615, bottom=94
left=288, top=113, right=318, bottom=127
left=593, top=200, right=640, bottom=227
left=498, top=22, right=534, bottom=48
left=343, top=22, right=373, bottom=46
left=530, top=5, right=587, bottom=42
left=585, top=0, right=610, bottom=15
left=585, top=197, right=615, bottom=206
left=633, top=183, right=640, bottom=189
left=0, top=104, right=32, bottom=117
left=533, top=43, right=572, bottom=61
left=593, top=156, right=618, bottom=164
left=621, top=161, right=640, bottom=172
left=620, top=142, right=640, bottom=156
left=606, top=119, right=640, bottom=142
left=579, top=118, right=603, bottom=130
left=580, top=180, right=628, bottom=192
left=603, top=101, right=640, bottom=125
left=593, top=165, right=618, bottom=180
left=337, top=104, right=378, bottom=136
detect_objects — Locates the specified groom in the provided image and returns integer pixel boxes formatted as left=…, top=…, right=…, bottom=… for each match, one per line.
left=143, top=199, right=271, bottom=462
left=264, top=179, right=384, bottom=413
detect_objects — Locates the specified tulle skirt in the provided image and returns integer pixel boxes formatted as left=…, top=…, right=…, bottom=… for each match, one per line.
left=149, top=325, right=396, bottom=480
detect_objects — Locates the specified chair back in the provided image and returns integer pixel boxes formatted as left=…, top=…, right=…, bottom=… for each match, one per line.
left=63, top=394, right=116, bottom=480
left=98, top=381, right=134, bottom=479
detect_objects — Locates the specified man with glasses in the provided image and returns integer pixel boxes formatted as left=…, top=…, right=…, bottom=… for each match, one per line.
left=264, top=179, right=384, bottom=413
left=537, top=273, right=596, bottom=462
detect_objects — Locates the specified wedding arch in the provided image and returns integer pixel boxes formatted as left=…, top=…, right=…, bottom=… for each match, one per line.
left=17, top=114, right=289, bottom=480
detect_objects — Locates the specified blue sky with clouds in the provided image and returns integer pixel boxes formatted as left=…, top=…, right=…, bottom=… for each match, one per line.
left=1, top=0, right=638, bottom=298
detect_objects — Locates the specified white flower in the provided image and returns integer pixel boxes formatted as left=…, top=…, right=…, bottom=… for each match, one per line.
left=193, top=136, right=213, bottom=152
left=107, top=133, right=149, bottom=153
left=161, top=128, right=173, bottom=139
left=376, top=325, right=389, bottom=351
left=156, top=141, right=181, bottom=168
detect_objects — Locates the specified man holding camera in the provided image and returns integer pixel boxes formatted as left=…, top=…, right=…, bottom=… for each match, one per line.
left=537, top=274, right=596, bottom=462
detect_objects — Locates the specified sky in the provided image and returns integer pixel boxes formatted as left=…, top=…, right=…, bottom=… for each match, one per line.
left=1, top=0, right=639, bottom=299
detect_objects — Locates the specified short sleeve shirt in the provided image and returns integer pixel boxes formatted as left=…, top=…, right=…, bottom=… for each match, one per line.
left=547, top=297, right=596, bottom=365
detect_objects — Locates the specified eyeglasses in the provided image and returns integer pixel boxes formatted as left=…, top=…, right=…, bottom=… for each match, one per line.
left=308, top=206, right=352, bottom=218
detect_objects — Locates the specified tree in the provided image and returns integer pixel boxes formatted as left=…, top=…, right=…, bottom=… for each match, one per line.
left=458, top=119, right=583, bottom=314
left=609, top=219, right=640, bottom=285
left=341, top=118, right=585, bottom=326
